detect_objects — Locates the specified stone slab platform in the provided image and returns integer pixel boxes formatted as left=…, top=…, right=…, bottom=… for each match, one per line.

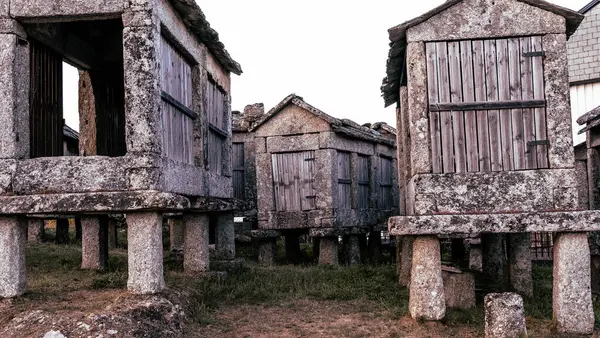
left=310, top=226, right=370, bottom=238
left=388, top=210, right=600, bottom=236
left=0, top=191, right=190, bottom=215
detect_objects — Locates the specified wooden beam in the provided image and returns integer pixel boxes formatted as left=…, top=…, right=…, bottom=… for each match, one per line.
left=429, top=100, right=546, bottom=112
left=161, top=91, right=197, bottom=119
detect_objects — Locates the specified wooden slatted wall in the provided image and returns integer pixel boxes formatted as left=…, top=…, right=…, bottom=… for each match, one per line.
left=357, top=155, right=370, bottom=209
left=93, top=68, right=126, bottom=157
left=337, top=151, right=352, bottom=209
left=29, top=40, right=64, bottom=158
left=272, top=151, right=315, bottom=211
left=233, top=143, right=245, bottom=199
left=426, top=36, right=549, bottom=174
left=378, top=157, right=393, bottom=210
left=160, top=36, right=194, bottom=164
left=207, top=78, right=228, bottom=174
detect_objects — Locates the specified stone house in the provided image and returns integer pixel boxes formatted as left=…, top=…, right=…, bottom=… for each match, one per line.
left=249, top=94, right=399, bottom=265
left=0, top=0, right=242, bottom=297
left=569, top=0, right=600, bottom=145
left=381, top=0, right=600, bottom=334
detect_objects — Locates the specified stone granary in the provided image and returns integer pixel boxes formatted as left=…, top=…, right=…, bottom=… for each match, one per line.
left=249, top=94, right=399, bottom=266
left=382, top=0, right=600, bottom=334
left=0, top=0, right=242, bottom=297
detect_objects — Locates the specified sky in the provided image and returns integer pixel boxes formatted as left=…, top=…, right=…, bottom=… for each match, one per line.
left=63, top=0, right=591, bottom=133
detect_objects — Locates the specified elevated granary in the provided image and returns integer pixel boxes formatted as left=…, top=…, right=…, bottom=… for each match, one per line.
left=0, top=0, right=241, bottom=296
left=382, top=0, right=596, bottom=334
left=247, top=94, right=399, bottom=265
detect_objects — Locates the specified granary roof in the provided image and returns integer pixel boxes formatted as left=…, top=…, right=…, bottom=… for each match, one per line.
left=381, top=0, right=584, bottom=108
left=168, top=0, right=242, bottom=75
left=249, top=94, right=396, bottom=146
left=576, top=105, right=600, bottom=134
left=63, top=125, right=79, bottom=141
left=580, top=0, right=600, bottom=14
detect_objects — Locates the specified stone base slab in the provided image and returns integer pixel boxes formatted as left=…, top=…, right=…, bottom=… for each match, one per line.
left=251, top=229, right=281, bottom=238
left=310, top=226, right=369, bottom=238
left=389, top=210, right=600, bottom=236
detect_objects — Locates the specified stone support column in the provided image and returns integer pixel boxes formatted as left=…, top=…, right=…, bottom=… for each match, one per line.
left=0, top=217, right=26, bottom=298
left=507, top=233, right=533, bottom=298
left=168, top=217, right=184, bottom=252
left=108, top=218, right=118, bottom=249
left=258, top=238, right=277, bottom=266
left=55, top=218, right=70, bottom=245
left=553, top=233, right=594, bottom=335
left=368, top=231, right=382, bottom=265
left=346, top=235, right=361, bottom=265
left=285, top=232, right=301, bottom=264
left=469, top=244, right=483, bottom=272
left=484, top=293, right=527, bottom=338
left=127, top=212, right=164, bottom=294
left=81, top=216, right=109, bottom=270
left=215, top=212, right=235, bottom=261
left=399, top=236, right=414, bottom=286
left=482, top=234, right=507, bottom=289
left=319, top=237, right=339, bottom=265
left=409, top=236, right=445, bottom=320
left=27, top=218, right=44, bottom=243
left=183, top=213, right=209, bottom=273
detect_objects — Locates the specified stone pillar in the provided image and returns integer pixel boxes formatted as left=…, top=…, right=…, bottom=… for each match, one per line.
left=168, top=217, right=184, bottom=252
left=0, top=217, right=26, bottom=298
left=285, top=232, right=301, bottom=264
left=215, top=212, right=235, bottom=261
left=319, top=237, right=339, bottom=265
left=484, top=293, right=527, bottom=338
left=258, top=238, right=276, bottom=266
left=127, top=212, right=164, bottom=294
left=482, top=234, right=507, bottom=289
left=399, top=236, right=414, bottom=286
left=468, top=244, right=483, bottom=272
left=108, top=218, right=118, bottom=249
left=346, top=235, right=361, bottom=265
left=443, top=271, right=475, bottom=309
left=55, top=218, right=70, bottom=245
left=27, top=219, right=44, bottom=243
left=451, top=238, right=466, bottom=268
left=74, top=217, right=82, bottom=242
left=409, top=236, right=445, bottom=320
left=0, top=25, right=30, bottom=160
left=183, top=213, right=209, bottom=273
left=553, top=233, right=594, bottom=335
left=368, top=231, right=382, bottom=265
left=81, top=216, right=109, bottom=270
left=507, top=233, right=533, bottom=298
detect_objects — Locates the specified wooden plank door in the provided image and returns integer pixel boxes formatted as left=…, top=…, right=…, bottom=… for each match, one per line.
left=426, top=36, right=549, bottom=174
left=272, top=151, right=315, bottom=211
left=29, top=40, right=64, bottom=158
left=232, top=143, right=245, bottom=199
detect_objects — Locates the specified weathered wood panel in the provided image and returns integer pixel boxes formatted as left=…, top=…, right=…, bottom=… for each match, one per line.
left=425, top=36, right=549, bottom=174
left=379, top=157, right=393, bottom=210
left=272, top=151, right=315, bottom=211
left=30, top=40, right=64, bottom=158
left=337, top=151, right=352, bottom=210
left=357, top=155, right=370, bottom=209
left=233, top=143, right=245, bottom=199
left=92, top=67, right=126, bottom=157
left=160, top=36, right=194, bottom=164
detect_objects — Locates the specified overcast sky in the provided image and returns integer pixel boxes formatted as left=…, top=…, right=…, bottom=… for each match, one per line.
left=63, top=0, right=591, bottom=132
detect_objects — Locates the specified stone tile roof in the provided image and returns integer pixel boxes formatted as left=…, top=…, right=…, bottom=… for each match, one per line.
left=168, top=0, right=242, bottom=75
left=249, top=94, right=395, bottom=146
left=577, top=105, right=600, bottom=134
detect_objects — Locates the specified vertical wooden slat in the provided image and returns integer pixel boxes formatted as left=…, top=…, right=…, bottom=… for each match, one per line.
left=484, top=39, right=502, bottom=171
left=531, top=36, right=549, bottom=168
left=426, top=42, right=442, bottom=174
left=496, top=39, right=514, bottom=171
left=460, top=40, right=480, bottom=172
left=448, top=41, right=467, bottom=173
left=436, top=42, right=455, bottom=173
left=520, top=37, right=538, bottom=170
left=473, top=40, right=491, bottom=172
left=508, top=38, right=525, bottom=170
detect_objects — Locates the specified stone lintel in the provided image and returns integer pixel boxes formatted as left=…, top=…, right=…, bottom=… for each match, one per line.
left=309, top=226, right=369, bottom=238
left=389, top=210, right=600, bottom=236
left=188, top=197, right=234, bottom=212
left=0, top=191, right=190, bottom=215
